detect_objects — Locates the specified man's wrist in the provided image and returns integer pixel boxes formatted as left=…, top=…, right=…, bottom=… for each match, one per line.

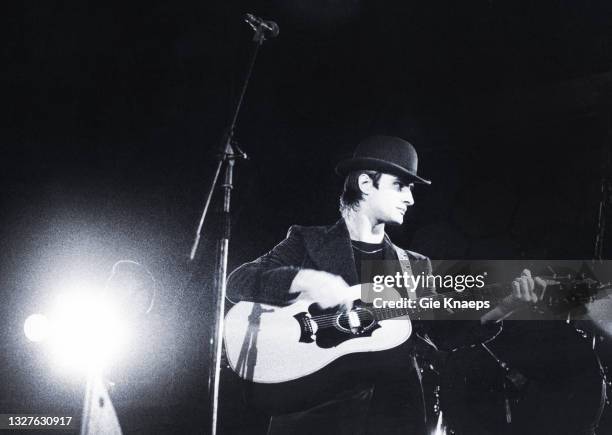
left=289, top=268, right=308, bottom=294
left=480, top=296, right=522, bottom=323
left=497, top=295, right=515, bottom=314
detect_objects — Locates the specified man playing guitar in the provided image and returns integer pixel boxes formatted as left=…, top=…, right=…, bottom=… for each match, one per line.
left=226, top=135, right=543, bottom=434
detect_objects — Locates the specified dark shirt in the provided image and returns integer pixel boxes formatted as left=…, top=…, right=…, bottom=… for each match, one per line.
left=351, top=239, right=386, bottom=285
left=351, top=240, right=385, bottom=276
left=352, top=239, right=413, bottom=300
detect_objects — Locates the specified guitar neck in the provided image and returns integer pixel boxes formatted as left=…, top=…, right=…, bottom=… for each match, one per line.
left=369, top=277, right=563, bottom=321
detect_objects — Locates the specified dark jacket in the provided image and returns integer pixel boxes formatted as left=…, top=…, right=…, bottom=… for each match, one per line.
left=227, top=218, right=433, bottom=307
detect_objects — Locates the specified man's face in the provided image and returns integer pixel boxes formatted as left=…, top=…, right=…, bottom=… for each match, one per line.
left=363, top=173, right=415, bottom=225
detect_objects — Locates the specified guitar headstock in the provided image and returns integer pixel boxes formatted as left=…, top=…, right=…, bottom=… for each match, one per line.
left=536, top=274, right=612, bottom=314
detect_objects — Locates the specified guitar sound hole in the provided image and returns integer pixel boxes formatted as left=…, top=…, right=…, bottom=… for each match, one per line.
left=336, top=308, right=376, bottom=334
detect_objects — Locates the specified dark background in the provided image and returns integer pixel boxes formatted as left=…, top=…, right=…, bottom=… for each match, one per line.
left=2, top=1, right=612, bottom=433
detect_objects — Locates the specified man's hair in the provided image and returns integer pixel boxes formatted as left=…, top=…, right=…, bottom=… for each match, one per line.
left=339, top=170, right=382, bottom=212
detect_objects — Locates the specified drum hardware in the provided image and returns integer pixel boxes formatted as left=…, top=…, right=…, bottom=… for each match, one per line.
left=481, top=343, right=528, bottom=391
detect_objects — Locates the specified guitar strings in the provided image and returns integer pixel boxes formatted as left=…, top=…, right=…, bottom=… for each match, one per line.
left=309, top=308, right=405, bottom=328
left=313, top=308, right=403, bottom=324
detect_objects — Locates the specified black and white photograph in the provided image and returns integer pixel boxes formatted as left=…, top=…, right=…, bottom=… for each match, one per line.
left=3, top=2, right=612, bottom=434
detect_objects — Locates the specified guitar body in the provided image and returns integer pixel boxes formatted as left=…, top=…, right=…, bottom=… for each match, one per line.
left=224, top=298, right=412, bottom=384
left=223, top=291, right=413, bottom=413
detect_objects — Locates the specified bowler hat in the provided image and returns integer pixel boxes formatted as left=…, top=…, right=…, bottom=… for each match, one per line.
left=335, top=135, right=431, bottom=184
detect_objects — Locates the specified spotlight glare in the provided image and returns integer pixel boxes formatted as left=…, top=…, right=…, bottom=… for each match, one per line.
left=24, top=313, right=50, bottom=342
left=47, top=291, right=128, bottom=373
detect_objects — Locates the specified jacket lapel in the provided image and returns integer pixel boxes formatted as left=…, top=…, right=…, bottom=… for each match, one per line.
left=302, top=218, right=360, bottom=286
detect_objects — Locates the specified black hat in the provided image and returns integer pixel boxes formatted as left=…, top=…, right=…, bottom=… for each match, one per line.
left=335, top=135, right=431, bottom=185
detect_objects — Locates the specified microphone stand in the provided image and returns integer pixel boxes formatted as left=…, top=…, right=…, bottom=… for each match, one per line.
left=188, top=17, right=276, bottom=435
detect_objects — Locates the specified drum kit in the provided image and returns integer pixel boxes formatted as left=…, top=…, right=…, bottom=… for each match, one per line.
left=431, top=265, right=612, bottom=434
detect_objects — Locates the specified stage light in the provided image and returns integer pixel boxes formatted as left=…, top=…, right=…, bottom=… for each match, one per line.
left=44, top=290, right=129, bottom=373
left=24, top=313, right=50, bottom=342
left=26, top=260, right=156, bottom=375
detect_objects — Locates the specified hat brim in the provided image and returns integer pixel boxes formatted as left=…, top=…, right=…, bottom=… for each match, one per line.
left=335, top=157, right=431, bottom=185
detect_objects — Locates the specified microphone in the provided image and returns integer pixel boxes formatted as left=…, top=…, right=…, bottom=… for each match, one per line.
left=244, top=13, right=279, bottom=38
